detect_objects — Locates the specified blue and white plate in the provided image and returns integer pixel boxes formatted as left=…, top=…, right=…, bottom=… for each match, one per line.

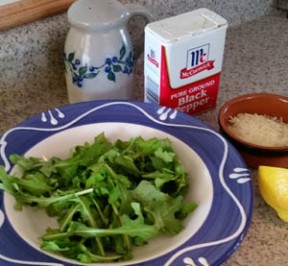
left=0, top=101, right=253, bottom=266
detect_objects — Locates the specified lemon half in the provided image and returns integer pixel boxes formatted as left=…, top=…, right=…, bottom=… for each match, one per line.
left=258, top=166, right=288, bottom=222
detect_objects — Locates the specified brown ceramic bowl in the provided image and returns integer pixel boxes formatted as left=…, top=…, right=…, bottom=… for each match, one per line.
left=218, top=93, right=288, bottom=169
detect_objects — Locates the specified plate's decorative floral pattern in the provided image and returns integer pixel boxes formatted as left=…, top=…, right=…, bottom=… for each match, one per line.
left=41, top=108, right=66, bottom=126
left=157, top=106, right=178, bottom=121
left=0, top=101, right=253, bottom=266
left=183, top=256, right=209, bottom=266
left=229, top=168, right=251, bottom=184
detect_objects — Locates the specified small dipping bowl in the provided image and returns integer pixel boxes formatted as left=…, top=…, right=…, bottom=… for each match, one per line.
left=218, top=93, right=288, bottom=169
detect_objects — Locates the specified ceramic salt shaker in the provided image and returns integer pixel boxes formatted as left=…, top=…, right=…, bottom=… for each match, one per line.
left=64, top=0, right=153, bottom=103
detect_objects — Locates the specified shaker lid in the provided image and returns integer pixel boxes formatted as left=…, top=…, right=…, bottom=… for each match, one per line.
left=145, top=8, right=228, bottom=43
left=68, top=0, right=128, bottom=30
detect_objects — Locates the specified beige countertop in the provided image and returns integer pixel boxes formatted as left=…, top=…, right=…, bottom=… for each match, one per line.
left=0, top=9, right=288, bottom=266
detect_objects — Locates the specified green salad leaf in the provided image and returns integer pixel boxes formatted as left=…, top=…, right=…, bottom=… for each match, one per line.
left=0, top=133, right=197, bottom=263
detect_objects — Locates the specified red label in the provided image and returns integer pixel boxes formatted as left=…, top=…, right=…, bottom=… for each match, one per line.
left=159, top=46, right=221, bottom=115
left=147, top=54, right=159, bottom=68
left=180, top=60, right=215, bottom=79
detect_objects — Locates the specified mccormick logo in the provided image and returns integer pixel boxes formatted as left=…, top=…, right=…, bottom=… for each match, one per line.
left=180, top=44, right=215, bottom=79
left=147, top=49, right=159, bottom=68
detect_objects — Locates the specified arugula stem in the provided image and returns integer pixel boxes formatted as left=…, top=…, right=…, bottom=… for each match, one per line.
left=59, top=204, right=80, bottom=232
left=22, top=188, right=94, bottom=207
left=103, top=164, right=132, bottom=251
left=78, top=196, right=105, bottom=256
left=42, top=226, right=156, bottom=240
left=111, top=204, right=131, bottom=252
left=78, top=243, right=122, bottom=262
left=91, top=198, right=108, bottom=226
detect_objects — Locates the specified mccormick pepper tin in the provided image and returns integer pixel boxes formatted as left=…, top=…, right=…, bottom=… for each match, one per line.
left=144, top=8, right=228, bottom=115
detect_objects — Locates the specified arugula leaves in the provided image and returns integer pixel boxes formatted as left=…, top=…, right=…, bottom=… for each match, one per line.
left=0, top=133, right=197, bottom=263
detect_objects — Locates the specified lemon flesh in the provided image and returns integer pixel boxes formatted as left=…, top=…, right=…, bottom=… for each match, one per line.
left=258, top=166, right=288, bottom=222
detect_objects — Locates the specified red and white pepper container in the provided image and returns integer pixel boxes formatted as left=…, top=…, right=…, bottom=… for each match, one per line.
left=144, top=8, right=228, bottom=115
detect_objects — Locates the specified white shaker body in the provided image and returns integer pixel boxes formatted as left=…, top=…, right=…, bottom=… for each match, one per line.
left=64, top=0, right=150, bottom=103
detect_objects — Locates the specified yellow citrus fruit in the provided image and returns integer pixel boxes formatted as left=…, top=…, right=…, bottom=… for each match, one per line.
left=258, top=165, right=288, bottom=222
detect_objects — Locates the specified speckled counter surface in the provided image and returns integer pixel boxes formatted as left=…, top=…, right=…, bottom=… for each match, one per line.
left=1, top=5, right=288, bottom=266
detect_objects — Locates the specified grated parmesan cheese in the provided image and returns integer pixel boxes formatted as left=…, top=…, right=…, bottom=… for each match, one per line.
left=228, top=113, right=288, bottom=147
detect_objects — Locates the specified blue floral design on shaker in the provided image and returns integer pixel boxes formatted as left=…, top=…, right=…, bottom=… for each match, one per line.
left=64, top=44, right=134, bottom=88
